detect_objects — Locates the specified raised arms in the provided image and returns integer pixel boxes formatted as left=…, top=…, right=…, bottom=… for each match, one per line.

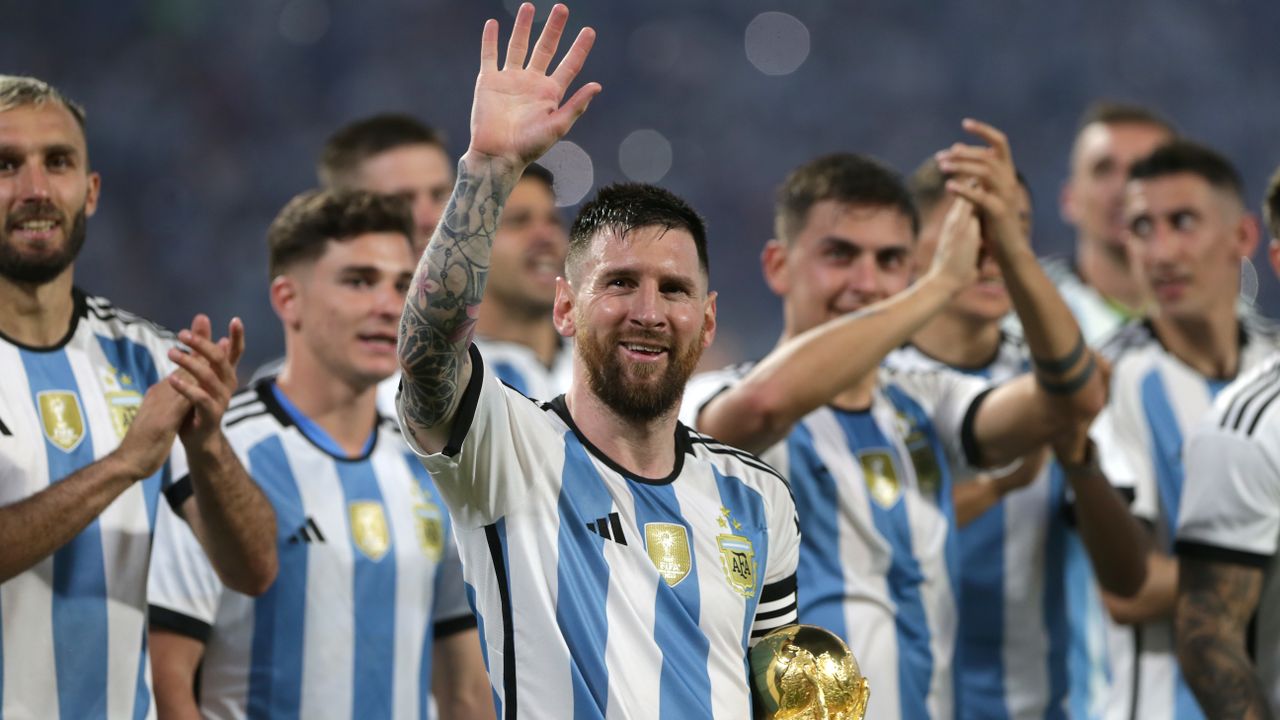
left=397, top=3, right=599, bottom=453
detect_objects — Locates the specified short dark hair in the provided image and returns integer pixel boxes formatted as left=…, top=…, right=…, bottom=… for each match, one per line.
left=775, top=153, right=919, bottom=243
left=1128, top=139, right=1245, bottom=204
left=318, top=113, right=446, bottom=188
left=908, top=156, right=1032, bottom=220
left=0, top=75, right=87, bottom=133
left=1076, top=101, right=1177, bottom=137
left=1264, top=166, right=1280, bottom=242
left=568, top=183, right=709, bottom=280
left=521, top=162, right=555, bottom=192
left=268, top=189, right=414, bottom=279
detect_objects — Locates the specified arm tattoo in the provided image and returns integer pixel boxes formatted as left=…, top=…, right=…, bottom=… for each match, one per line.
left=398, top=156, right=517, bottom=429
left=1175, top=557, right=1271, bottom=720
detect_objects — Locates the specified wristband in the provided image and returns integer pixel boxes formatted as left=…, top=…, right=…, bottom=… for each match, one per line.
left=1031, top=332, right=1086, bottom=375
left=1036, top=354, right=1096, bottom=395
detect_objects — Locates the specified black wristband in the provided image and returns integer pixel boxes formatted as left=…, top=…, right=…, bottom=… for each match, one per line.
left=1031, top=332, right=1086, bottom=375
left=1058, top=438, right=1102, bottom=478
left=1036, top=354, right=1097, bottom=395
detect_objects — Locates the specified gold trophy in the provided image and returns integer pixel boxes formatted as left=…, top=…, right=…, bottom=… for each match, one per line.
left=749, top=625, right=870, bottom=720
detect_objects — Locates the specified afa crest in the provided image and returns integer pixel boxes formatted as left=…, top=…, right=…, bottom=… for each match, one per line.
left=717, top=534, right=757, bottom=598
left=645, top=522, right=692, bottom=587
left=105, top=390, right=143, bottom=440
left=349, top=502, right=391, bottom=562
left=413, top=494, right=445, bottom=561
left=859, top=450, right=902, bottom=509
left=38, top=391, right=85, bottom=452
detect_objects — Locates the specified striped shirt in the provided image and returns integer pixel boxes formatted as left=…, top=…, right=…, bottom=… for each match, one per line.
left=474, top=337, right=573, bottom=402
left=0, top=290, right=185, bottom=720
left=401, top=345, right=800, bottom=719
left=683, top=362, right=991, bottom=720
left=148, top=379, right=473, bottom=720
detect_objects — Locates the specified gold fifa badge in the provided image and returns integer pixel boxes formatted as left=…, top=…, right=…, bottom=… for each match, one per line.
left=349, top=501, right=391, bottom=562
left=859, top=450, right=902, bottom=509
left=645, top=522, right=692, bottom=587
left=38, top=391, right=85, bottom=452
left=105, top=390, right=143, bottom=440
left=413, top=495, right=445, bottom=561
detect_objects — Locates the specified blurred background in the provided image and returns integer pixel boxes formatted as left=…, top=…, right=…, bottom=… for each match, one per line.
left=6, top=0, right=1280, bottom=371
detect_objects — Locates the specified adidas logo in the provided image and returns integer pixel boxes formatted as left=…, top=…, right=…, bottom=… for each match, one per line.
left=585, top=512, right=628, bottom=545
left=288, top=517, right=326, bottom=544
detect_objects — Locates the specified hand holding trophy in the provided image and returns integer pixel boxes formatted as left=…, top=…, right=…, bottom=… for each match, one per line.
left=750, top=625, right=871, bottom=719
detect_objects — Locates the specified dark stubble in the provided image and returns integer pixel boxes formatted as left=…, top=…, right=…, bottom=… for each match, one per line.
left=0, top=201, right=88, bottom=284
left=578, top=322, right=706, bottom=424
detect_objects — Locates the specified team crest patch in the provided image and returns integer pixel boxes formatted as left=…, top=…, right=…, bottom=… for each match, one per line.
left=717, top=534, right=757, bottom=597
left=645, top=522, right=692, bottom=587
left=38, top=391, right=85, bottom=452
left=105, top=390, right=143, bottom=440
left=413, top=494, right=445, bottom=561
left=349, top=502, right=391, bottom=562
left=859, top=450, right=902, bottom=509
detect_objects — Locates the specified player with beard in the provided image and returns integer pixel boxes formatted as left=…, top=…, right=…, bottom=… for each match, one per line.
left=683, top=122, right=1112, bottom=720
left=396, top=6, right=800, bottom=716
left=0, top=75, right=277, bottom=717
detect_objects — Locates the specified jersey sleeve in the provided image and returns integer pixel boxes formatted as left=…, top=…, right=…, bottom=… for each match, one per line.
left=398, top=344, right=557, bottom=528
left=1090, top=385, right=1153, bottom=521
left=883, top=367, right=993, bottom=477
left=1175, top=422, right=1280, bottom=566
left=750, top=481, right=800, bottom=645
left=678, top=369, right=739, bottom=429
left=147, top=497, right=224, bottom=642
left=431, top=524, right=478, bottom=638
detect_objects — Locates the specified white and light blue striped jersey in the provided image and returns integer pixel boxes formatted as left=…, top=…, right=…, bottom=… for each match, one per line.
left=0, top=290, right=186, bottom=720
left=252, top=357, right=405, bottom=421
left=683, top=362, right=991, bottom=720
left=1093, top=319, right=1279, bottom=720
left=1177, top=355, right=1280, bottom=717
left=401, top=345, right=800, bottom=719
left=147, top=378, right=473, bottom=720
left=474, top=336, right=573, bottom=402
left=886, top=338, right=1075, bottom=720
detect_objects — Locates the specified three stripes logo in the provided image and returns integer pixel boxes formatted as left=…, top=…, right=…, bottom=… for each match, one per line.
left=288, top=517, right=326, bottom=545
left=585, top=512, right=628, bottom=545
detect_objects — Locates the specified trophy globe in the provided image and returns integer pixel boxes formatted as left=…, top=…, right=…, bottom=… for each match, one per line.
left=749, top=624, right=870, bottom=720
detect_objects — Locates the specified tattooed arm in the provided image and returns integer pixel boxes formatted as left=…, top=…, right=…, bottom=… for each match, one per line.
left=397, top=2, right=600, bottom=452
left=1175, top=557, right=1271, bottom=720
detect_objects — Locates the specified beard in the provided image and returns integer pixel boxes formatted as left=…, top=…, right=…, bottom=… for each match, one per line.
left=0, top=202, right=88, bottom=285
left=578, top=322, right=706, bottom=424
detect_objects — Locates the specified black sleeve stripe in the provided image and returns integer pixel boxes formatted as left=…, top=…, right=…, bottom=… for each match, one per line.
left=149, top=605, right=212, bottom=643
left=760, top=572, right=797, bottom=604
left=443, top=344, right=486, bottom=458
left=754, top=601, right=798, bottom=622
left=0, top=413, right=10, bottom=436
left=226, top=409, right=270, bottom=428
left=434, top=614, right=479, bottom=639
left=1222, top=365, right=1280, bottom=430
left=1175, top=540, right=1273, bottom=568
left=1246, top=386, right=1280, bottom=436
left=485, top=522, right=517, bottom=720
left=960, top=386, right=996, bottom=469
left=165, top=476, right=194, bottom=513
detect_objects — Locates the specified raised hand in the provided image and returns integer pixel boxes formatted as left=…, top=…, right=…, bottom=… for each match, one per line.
left=166, top=314, right=246, bottom=454
left=935, top=119, right=1026, bottom=258
left=469, top=3, right=602, bottom=167
left=928, top=196, right=982, bottom=293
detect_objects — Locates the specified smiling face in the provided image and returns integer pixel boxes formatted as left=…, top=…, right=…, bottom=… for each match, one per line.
left=1124, top=172, right=1255, bottom=321
left=555, top=224, right=716, bottom=423
left=766, top=200, right=915, bottom=337
left=486, top=176, right=567, bottom=318
left=275, top=231, right=415, bottom=389
left=0, top=102, right=100, bottom=285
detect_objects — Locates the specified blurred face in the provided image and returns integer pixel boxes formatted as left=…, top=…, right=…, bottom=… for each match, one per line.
left=915, top=186, right=1032, bottom=323
left=354, top=144, right=452, bottom=256
left=1124, top=173, right=1254, bottom=320
left=1063, top=121, right=1172, bottom=249
left=766, top=201, right=914, bottom=336
left=0, top=103, right=100, bottom=285
left=555, top=225, right=716, bottom=422
left=277, top=232, right=415, bottom=389
left=487, top=177, right=567, bottom=317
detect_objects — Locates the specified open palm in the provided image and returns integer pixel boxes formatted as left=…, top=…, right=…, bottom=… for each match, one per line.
left=469, top=3, right=601, bottom=167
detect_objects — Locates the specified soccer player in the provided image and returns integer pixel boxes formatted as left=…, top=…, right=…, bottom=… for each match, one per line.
left=1174, top=165, right=1280, bottom=720
left=1092, top=140, right=1278, bottom=719
left=890, top=157, right=1149, bottom=719
left=396, top=5, right=800, bottom=716
left=1054, top=102, right=1176, bottom=342
left=682, top=122, right=1109, bottom=720
left=0, top=75, right=277, bottom=717
left=148, top=190, right=492, bottom=719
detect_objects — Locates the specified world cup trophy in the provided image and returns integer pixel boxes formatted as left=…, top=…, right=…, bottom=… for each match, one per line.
left=749, top=625, right=870, bottom=720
